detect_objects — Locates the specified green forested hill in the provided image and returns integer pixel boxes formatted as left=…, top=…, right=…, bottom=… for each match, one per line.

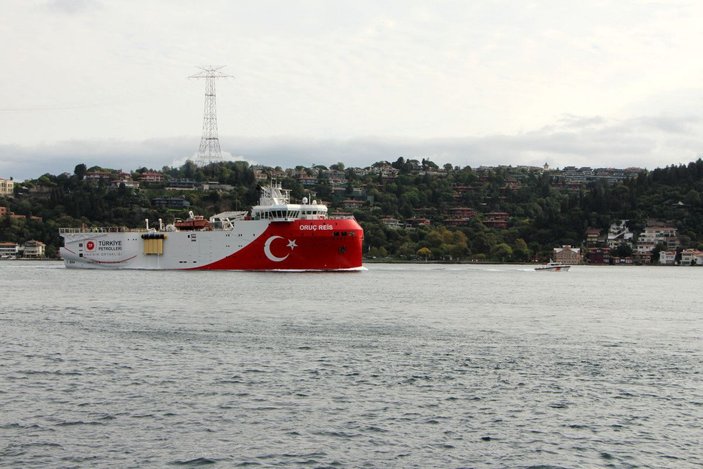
left=2, top=158, right=703, bottom=261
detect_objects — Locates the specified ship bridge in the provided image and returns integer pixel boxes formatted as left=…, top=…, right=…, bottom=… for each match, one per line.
left=251, top=181, right=327, bottom=221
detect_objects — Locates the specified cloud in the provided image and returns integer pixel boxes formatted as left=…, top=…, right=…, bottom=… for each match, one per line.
left=2, top=112, right=701, bottom=181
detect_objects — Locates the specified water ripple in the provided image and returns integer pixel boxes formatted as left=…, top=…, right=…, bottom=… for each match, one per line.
left=1, top=262, right=702, bottom=467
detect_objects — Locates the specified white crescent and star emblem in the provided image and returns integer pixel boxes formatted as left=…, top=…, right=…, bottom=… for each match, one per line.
left=263, top=236, right=297, bottom=262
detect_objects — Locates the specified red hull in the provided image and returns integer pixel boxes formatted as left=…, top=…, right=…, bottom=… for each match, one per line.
left=194, top=218, right=364, bottom=270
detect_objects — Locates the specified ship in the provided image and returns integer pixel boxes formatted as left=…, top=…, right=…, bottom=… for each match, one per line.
left=534, top=260, right=571, bottom=272
left=59, top=181, right=364, bottom=271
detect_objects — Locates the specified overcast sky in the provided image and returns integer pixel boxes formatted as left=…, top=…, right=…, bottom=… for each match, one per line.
left=2, top=0, right=703, bottom=180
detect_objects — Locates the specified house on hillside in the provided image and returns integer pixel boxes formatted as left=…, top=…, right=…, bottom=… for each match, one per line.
left=635, top=220, right=679, bottom=264
left=585, top=227, right=603, bottom=246
left=444, top=207, right=476, bottom=227
left=483, top=212, right=509, bottom=229
left=381, top=217, right=403, bottom=229
left=0, top=177, right=14, bottom=196
left=607, top=220, right=634, bottom=249
left=85, top=171, right=113, bottom=183
left=138, top=171, right=164, bottom=183
left=151, top=197, right=191, bottom=209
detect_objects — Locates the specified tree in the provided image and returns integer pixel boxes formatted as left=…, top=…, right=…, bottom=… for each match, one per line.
left=417, top=247, right=431, bottom=261
left=512, top=238, right=530, bottom=262
left=684, top=189, right=701, bottom=207
left=74, top=163, right=87, bottom=180
left=651, top=242, right=667, bottom=264
left=613, top=243, right=633, bottom=258
left=491, top=243, right=513, bottom=262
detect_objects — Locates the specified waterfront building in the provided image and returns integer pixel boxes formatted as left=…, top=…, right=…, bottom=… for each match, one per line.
left=23, top=240, right=45, bottom=258
left=635, top=220, right=679, bottom=263
left=554, top=245, right=581, bottom=264
left=0, top=242, right=19, bottom=257
left=585, top=246, right=610, bottom=264
left=659, top=250, right=677, bottom=265
left=681, top=249, right=703, bottom=266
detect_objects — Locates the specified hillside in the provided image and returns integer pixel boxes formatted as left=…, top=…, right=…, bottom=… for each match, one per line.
left=1, top=158, right=703, bottom=262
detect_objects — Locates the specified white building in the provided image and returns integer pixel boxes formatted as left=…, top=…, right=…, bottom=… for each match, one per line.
left=659, top=250, right=677, bottom=265
left=680, top=249, right=703, bottom=266
left=607, top=219, right=634, bottom=248
left=23, top=240, right=46, bottom=258
left=381, top=217, right=403, bottom=229
left=0, top=177, right=14, bottom=196
left=636, top=222, right=679, bottom=257
left=0, top=241, right=19, bottom=258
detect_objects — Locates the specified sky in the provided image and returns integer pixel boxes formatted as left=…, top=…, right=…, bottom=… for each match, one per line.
left=2, top=0, right=703, bottom=180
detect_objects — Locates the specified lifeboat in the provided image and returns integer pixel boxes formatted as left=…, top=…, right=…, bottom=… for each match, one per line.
left=174, top=212, right=211, bottom=230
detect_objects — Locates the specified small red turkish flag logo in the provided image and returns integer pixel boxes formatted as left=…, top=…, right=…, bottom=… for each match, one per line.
left=86, top=241, right=95, bottom=251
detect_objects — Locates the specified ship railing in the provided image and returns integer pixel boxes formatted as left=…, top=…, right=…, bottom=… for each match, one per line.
left=328, top=215, right=356, bottom=220
left=59, top=227, right=148, bottom=234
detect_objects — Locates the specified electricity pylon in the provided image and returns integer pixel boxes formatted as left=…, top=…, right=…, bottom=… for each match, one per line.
left=190, top=66, right=232, bottom=166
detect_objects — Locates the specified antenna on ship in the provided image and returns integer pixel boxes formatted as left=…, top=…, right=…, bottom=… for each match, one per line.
left=190, top=66, right=233, bottom=166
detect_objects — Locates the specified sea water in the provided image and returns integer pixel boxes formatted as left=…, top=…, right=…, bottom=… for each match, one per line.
left=1, top=261, right=701, bottom=467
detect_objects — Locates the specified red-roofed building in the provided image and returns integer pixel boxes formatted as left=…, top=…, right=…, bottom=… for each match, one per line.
left=139, top=171, right=164, bottom=183
left=585, top=227, right=602, bottom=246
left=681, top=249, right=703, bottom=266
left=483, top=212, right=509, bottom=229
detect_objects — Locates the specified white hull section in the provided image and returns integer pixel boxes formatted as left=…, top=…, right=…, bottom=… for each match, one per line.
left=61, top=221, right=270, bottom=270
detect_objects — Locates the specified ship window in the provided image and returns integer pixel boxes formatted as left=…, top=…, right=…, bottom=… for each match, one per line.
left=334, top=232, right=339, bottom=237
left=342, top=232, right=347, bottom=236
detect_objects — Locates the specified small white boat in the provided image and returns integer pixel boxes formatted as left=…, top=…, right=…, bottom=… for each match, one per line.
left=535, top=260, right=571, bottom=272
